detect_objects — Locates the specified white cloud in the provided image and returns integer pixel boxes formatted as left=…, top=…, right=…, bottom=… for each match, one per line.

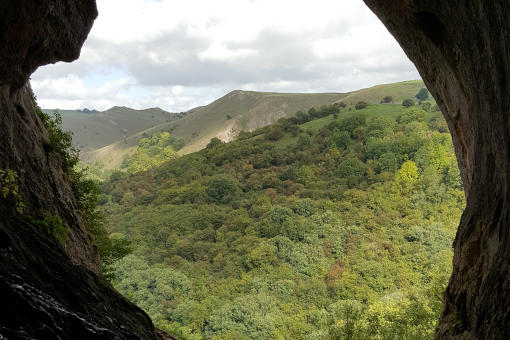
left=31, top=0, right=419, bottom=112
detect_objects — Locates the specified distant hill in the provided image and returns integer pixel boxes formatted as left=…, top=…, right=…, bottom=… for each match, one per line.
left=336, top=80, right=430, bottom=105
left=43, top=106, right=185, bottom=153
left=70, top=79, right=430, bottom=168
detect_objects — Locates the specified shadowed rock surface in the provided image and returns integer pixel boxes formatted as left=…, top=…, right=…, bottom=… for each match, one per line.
left=0, top=0, right=175, bottom=338
left=363, top=1, right=510, bottom=338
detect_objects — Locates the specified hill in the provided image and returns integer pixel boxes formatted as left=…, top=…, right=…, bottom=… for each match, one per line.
left=100, top=101, right=463, bottom=339
left=336, top=79, right=430, bottom=105
left=43, top=106, right=184, bottom=153
left=83, top=80, right=430, bottom=169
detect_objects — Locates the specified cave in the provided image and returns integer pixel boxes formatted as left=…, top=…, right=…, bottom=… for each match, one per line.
left=0, top=0, right=509, bottom=339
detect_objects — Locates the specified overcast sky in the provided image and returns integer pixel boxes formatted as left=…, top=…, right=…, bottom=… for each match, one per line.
left=31, top=0, right=420, bottom=112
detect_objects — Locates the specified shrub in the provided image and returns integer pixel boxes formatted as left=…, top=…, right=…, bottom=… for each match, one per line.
left=27, top=212, right=68, bottom=243
left=402, top=98, right=415, bottom=108
left=382, top=96, right=393, bottom=103
left=36, top=108, right=79, bottom=170
left=0, top=169, right=24, bottom=213
left=355, top=101, right=368, bottom=110
left=339, top=115, right=366, bottom=137
left=398, top=108, right=427, bottom=124
left=206, top=137, right=223, bottom=149
left=265, top=126, right=284, bottom=141
left=421, top=102, right=432, bottom=112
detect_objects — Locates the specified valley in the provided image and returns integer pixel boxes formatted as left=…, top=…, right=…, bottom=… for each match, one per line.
left=71, top=82, right=460, bottom=339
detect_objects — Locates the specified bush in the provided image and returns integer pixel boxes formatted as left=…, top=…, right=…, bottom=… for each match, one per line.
left=355, top=101, right=368, bottom=110
left=35, top=107, right=78, bottom=170
left=339, top=115, right=366, bottom=137
left=402, top=99, right=415, bottom=108
left=265, top=126, right=284, bottom=141
left=27, top=212, right=68, bottom=243
left=421, top=102, right=432, bottom=112
left=207, top=137, right=223, bottom=149
left=0, top=169, right=24, bottom=213
left=382, top=96, right=393, bottom=103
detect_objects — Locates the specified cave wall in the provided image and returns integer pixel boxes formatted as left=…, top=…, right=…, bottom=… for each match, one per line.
left=362, top=1, right=510, bottom=338
left=0, top=0, right=175, bottom=338
left=0, top=0, right=100, bottom=273
left=2, top=0, right=508, bottom=338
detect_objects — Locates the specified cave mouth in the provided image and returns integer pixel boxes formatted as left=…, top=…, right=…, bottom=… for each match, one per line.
left=4, top=0, right=501, bottom=338
left=30, top=1, right=465, bottom=338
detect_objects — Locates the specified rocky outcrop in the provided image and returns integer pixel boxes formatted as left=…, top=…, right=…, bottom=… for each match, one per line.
left=0, top=0, right=174, bottom=338
left=0, top=0, right=98, bottom=88
left=363, top=1, right=510, bottom=338
left=0, top=83, right=100, bottom=273
left=0, top=212, right=166, bottom=339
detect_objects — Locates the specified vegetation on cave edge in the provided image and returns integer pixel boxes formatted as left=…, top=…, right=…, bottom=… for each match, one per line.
left=99, top=99, right=463, bottom=339
left=34, top=100, right=131, bottom=279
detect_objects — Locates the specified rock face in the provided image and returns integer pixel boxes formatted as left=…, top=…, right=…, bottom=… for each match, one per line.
left=0, top=0, right=175, bottom=338
left=363, top=1, right=510, bottom=338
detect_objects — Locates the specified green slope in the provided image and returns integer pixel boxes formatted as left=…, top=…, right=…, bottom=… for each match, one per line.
left=102, top=102, right=462, bottom=339
left=173, top=80, right=429, bottom=154
left=173, top=91, right=349, bottom=154
left=337, top=80, right=430, bottom=105
left=80, top=79, right=430, bottom=169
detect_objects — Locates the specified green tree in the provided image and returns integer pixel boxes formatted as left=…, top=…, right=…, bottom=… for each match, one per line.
left=338, top=158, right=367, bottom=178
left=207, top=174, right=240, bottom=204
left=415, top=88, right=429, bottom=101
left=396, top=160, right=419, bottom=187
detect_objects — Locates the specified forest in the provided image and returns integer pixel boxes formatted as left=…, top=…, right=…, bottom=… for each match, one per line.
left=97, top=101, right=464, bottom=339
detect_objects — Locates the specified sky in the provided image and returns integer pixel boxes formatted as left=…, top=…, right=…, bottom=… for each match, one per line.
left=31, top=0, right=420, bottom=112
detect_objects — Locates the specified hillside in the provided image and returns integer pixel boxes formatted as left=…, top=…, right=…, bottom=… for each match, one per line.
left=170, top=91, right=348, bottom=153
left=173, top=80, right=430, bottom=154
left=100, top=102, right=463, bottom=339
left=83, top=80, right=429, bottom=169
left=43, top=106, right=184, bottom=153
left=336, top=80, right=430, bottom=105
left=77, top=81, right=429, bottom=167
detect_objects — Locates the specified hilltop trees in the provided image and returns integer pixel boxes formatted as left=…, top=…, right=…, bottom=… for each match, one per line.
left=121, top=131, right=183, bottom=173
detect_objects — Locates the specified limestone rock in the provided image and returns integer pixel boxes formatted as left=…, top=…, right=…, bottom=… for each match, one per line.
left=363, top=1, right=510, bottom=338
left=0, top=0, right=175, bottom=338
